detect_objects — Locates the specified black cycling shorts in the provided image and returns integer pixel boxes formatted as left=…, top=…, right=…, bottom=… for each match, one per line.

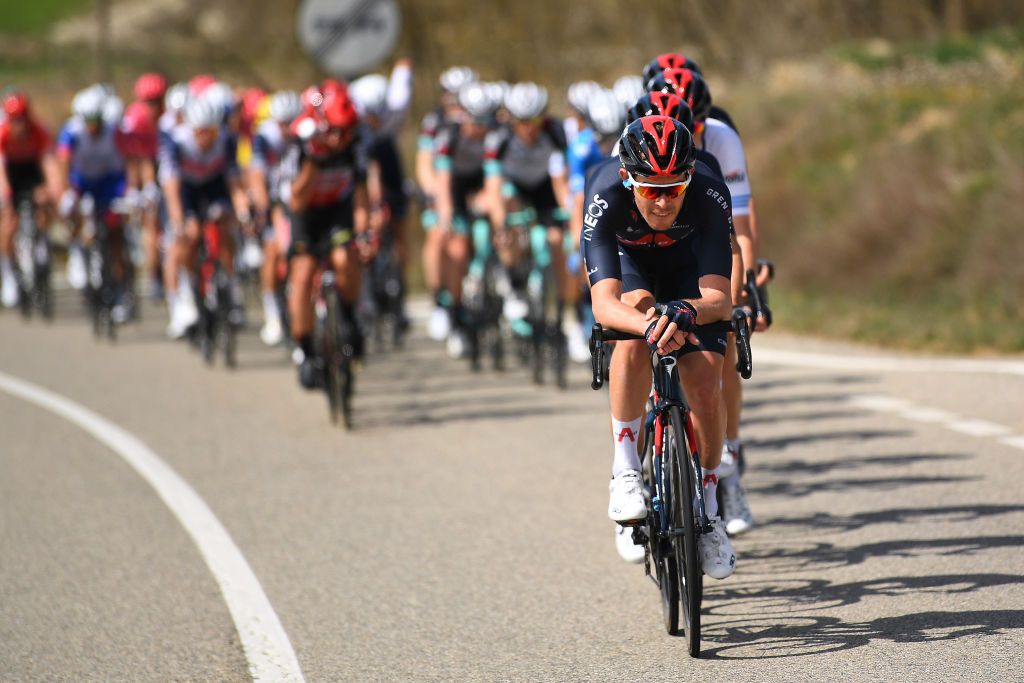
left=290, top=202, right=354, bottom=259
left=182, top=177, right=231, bottom=220
left=620, top=243, right=729, bottom=356
left=5, top=161, right=45, bottom=202
left=511, top=180, right=566, bottom=229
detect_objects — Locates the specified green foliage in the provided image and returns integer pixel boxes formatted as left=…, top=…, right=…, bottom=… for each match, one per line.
left=0, top=0, right=92, bottom=35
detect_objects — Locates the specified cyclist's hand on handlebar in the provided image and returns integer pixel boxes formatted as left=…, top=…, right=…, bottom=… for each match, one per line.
left=644, top=300, right=698, bottom=355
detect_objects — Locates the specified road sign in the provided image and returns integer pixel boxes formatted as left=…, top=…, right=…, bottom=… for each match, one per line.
left=296, top=0, right=401, bottom=77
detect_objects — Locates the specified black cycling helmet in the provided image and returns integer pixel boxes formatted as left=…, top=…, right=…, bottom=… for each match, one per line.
left=641, top=52, right=703, bottom=84
left=627, top=92, right=694, bottom=133
left=618, top=115, right=695, bottom=179
left=647, top=68, right=712, bottom=123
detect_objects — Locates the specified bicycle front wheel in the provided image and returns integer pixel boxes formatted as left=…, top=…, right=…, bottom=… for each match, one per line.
left=667, top=404, right=701, bottom=657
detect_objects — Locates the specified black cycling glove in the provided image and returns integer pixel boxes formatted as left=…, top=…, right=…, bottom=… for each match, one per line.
left=644, top=300, right=698, bottom=351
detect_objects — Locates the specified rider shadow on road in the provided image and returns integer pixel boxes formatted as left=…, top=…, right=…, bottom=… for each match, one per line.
left=755, top=452, right=962, bottom=477
left=743, top=428, right=911, bottom=452
left=700, top=607, right=1024, bottom=659
left=758, top=503, right=1024, bottom=536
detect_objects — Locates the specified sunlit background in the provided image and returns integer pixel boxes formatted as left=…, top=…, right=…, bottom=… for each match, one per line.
left=4, top=0, right=1023, bottom=351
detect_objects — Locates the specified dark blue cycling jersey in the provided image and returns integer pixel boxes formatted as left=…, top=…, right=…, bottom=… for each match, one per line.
left=580, top=158, right=733, bottom=294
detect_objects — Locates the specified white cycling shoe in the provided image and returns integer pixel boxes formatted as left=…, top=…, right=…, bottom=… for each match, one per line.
left=428, top=306, right=450, bottom=341
left=260, top=316, right=284, bottom=346
left=608, top=469, right=647, bottom=523
left=166, top=294, right=199, bottom=339
left=615, top=523, right=646, bottom=564
left=699, top=516, right=737, bottom=579
left=722, top=477, right=754, bottom=536
left=1, top=271, right=18, bottom=308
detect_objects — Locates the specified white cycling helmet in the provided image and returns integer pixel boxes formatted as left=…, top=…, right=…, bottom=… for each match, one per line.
left=567, top=80, right=602, bottom=116
left=439, top=66, right=478, bottom=94
left=612, top=75, right=646, bottom=108
left=587, top=88, right=626, bottom=138
left=505, top=82, right=548, bottom=120
left=268, top=90, right=302, bottom=124
left=72, top=85, right=106, bottom=120
left=484, top=81, right=509, bottom=109
left=184, top=96, right=221, bottom=129
left=103, top=95, right=124, bottom=126
left=458, top=81, right=498, bottom=120
left=202, top=81, right=235, bottom=121
left=165, top=83, right=190, bottom=114
left=349, top=74, right=389, bottom=116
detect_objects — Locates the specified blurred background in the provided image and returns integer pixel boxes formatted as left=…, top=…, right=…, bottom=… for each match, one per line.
left=3, top=0, right=1023, bottom=352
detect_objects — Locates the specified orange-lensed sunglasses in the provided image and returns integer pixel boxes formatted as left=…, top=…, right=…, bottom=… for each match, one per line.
left=627, top=170, right=692, bottom=200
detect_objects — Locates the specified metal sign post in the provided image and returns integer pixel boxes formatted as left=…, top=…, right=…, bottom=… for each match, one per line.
left=296, top=0, right=401, bottom=78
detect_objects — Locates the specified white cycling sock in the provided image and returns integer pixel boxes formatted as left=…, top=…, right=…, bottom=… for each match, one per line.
left=262, top=290, right=279, bottom=321
left=702, top=466, right=720, bottom=518
left=724, top=437, right=741, bottom=453
left=611, top=416, right=643, bottom=477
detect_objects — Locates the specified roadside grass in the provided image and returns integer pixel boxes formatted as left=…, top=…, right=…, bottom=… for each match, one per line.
left=0, top=0, right=92, bottom=36
left=733, top=29, right=1024, bottom=353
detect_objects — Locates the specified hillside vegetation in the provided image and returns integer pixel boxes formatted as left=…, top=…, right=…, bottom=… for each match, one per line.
left=731, top=27, right=1024, bottom=352
left=1, top=3, right=1021, bottom=352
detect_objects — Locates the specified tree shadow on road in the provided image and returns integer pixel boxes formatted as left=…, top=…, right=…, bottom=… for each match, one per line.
left=755, top=452, right=962, bottom=477
left=759, top=504, right=1024, bottom=535
left=744, top=429, right=911, bottom=452
left=746, top=473, right=973, bottom=499
left=735, top=535, right=1024, bottom=575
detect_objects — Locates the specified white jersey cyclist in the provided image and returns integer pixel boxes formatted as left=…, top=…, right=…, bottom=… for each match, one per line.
left=698, top=117, right=751, bottom=218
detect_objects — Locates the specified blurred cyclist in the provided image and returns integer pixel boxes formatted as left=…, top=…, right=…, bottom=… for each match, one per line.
left=0, top=91, right=60, bottom=308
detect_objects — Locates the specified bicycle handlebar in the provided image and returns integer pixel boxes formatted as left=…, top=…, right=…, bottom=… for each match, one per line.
left=590, top=304, right=751, bottom=389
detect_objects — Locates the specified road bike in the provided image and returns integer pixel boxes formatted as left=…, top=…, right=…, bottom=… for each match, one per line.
left=13, top=195, right=53, bottom=320
left=590, top=309, right=750, bottom=656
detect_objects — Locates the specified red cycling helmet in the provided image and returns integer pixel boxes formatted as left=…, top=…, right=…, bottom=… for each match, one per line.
left=188, top=74, right=217, bottom=96
left=321, top=88, right=358, bottom=130
left=648, top=68, right=712, bottom=122
left=134, top=73, right=168, bottom=101
left=3, top=91, right=30, bottom=118
left=618, top=115, right=695, bottom=179
left=641, top=53, right=702, bottom=84
left=627, top=92, right=689, bottom=126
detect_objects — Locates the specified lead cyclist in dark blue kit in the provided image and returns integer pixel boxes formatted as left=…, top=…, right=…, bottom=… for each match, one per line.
left=582, top=115, right=736, bottom=579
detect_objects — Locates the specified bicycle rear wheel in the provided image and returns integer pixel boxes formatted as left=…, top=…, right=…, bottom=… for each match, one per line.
left=667, top=404, right=702, bottom=656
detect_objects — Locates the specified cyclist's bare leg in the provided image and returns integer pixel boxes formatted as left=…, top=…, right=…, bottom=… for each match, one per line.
left=32, top=185, right=53, bottom=234
left=330, top=244, right=360, bottom=306
left=609, top=289, right=656, bottom=421
left=444, top=232, right=469, bottom=304
left=215, top=215, right=235, bottom=275
left=0, top=203, right=15, bottom=257
left=678, top=350, right=726, bottom=471
left=288, top=253, right=316, bottom=340
left=142, top=207, right=161, bottom=283
left=422, top=227, right=444, bottom=295
left=547, top=226, right=574, bottom=305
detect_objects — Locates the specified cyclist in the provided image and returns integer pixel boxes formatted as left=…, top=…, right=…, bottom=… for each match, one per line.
left=564, top=80, right=602, bottom=144
left=249, top=90, right=302, bottom=346
left=484, top=83, right=572, bottom=339
left=642, top=53, right=740, bottom=133
left=350, top=59, right=414, bottom=332
left=121, top=72, right=167, bottom=299
left=581, top=115, right=736, bottom=579
left=56, top=85, right=133, bottom=319
left=418, top=66, right=477, bottom=341
left=565, top=87, right=626, bottom=362
left=611, top=75, right=645, bottom=109
left=0, top=91, right=59, bottom=308
left=283, top=84, right=369, bottom=389
left=159, top=93, right=249, bottom=338
left=649, top=66, right=762, bottom=535
left=431, top=81, right=500, bottom=357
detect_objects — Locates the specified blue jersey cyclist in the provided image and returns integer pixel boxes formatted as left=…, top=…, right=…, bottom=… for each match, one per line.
left=581, top=115, right=737, bottom=579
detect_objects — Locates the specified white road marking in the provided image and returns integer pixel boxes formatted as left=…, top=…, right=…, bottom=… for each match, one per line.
left=947, top=419, right=1013, bottom=438
left=757, top=346, right=1024, bottom=377
left=847, top=393, right=1021, bottom=453
left=0, top=371, right=304, bottom=683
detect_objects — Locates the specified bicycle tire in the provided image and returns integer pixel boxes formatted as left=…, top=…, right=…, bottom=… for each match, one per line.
left=668, top=404, right=702, bottom=656
left=323, top=289, right=342, bottom=425
left=648, top=416, right=680, bottom=635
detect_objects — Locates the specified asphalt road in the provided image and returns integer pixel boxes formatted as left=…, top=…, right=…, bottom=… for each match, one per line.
left=2, top=291, right=1023, bottom=682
